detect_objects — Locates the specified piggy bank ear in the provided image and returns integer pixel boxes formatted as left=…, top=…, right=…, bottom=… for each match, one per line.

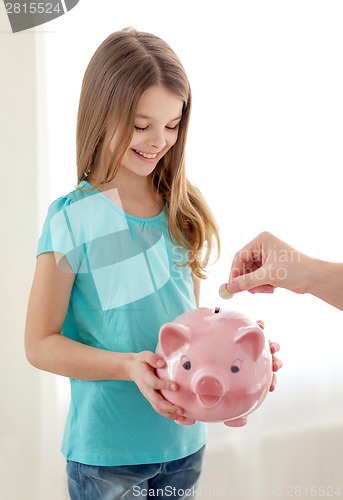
left=234, top=325, right=265, bottom=361
left=158, top=323, right=191, bottom=357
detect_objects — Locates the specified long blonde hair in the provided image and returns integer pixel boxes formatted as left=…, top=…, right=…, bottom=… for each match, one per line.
left=77, top=28, right=220, bottom=278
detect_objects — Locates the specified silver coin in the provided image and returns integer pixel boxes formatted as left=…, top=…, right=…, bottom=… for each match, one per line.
left=219, top=284, right=234, bottom=299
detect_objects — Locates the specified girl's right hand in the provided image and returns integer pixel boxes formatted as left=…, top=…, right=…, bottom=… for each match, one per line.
left=128, top=351, right=186, bottom=421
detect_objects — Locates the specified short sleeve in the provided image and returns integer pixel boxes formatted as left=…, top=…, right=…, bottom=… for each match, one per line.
left=37, top=196, right=83, bottom=274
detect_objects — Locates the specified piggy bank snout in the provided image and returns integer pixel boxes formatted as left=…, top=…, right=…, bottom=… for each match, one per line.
left=193, top=375, right=224, bottom=408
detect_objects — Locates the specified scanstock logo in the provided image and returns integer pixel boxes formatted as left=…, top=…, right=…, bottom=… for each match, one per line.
left=3, top=0, right=79, bottom=33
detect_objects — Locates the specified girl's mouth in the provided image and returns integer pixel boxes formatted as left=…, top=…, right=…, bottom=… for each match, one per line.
left=132, top=149, right=159, bottom=160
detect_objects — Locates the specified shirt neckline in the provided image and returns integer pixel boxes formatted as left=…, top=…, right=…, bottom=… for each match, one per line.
left=79, top=180, right=167, bottom=223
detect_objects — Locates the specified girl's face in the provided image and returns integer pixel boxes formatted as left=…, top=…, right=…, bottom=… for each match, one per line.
left=112, top=85, right=184, bottom=179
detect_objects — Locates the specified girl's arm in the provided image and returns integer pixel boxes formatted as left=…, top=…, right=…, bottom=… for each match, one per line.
left=25, top=252, right=134, bottom=380
left=25, top=253, right=185, bottom=420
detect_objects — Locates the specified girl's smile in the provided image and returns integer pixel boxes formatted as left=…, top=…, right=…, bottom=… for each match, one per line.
left=131, top=149, right=160, bottom=161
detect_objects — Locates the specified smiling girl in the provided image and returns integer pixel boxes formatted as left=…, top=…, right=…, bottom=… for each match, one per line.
left=25, top=28, right=220, bottom=499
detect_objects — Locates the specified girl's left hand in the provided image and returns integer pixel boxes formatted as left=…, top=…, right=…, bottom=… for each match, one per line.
left=269, top=341, right=282, bottom=392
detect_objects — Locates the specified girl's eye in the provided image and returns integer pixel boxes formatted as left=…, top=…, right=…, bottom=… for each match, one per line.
left=166, top=124, right=180, bottom=131
left=134, top=124, right=179, bottom=132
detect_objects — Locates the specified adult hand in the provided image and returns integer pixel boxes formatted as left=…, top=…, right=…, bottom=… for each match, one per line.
left=226, top=232, right=309, bottom=295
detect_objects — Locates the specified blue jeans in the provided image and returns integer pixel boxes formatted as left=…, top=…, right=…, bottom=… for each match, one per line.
left=66, top=446, right=205, bottom=500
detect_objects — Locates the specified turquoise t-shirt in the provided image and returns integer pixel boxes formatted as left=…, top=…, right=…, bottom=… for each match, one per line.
left=37, top=181, right=207, bottom=466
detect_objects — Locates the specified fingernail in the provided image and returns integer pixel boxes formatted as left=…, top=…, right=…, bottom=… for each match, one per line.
left=176, top=410, right=184, bottom=416
left=156, top=359, right=165, bottom=368
left=169, top=383, right=177, bottom=391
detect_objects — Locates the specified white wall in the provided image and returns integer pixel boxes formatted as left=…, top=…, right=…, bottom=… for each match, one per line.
left=0, top=8, right=67, bottom=500
left=0, top=10, right=41, bottom=500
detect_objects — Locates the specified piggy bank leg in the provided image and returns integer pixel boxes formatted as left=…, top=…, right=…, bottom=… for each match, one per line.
left=174, top=418, right=197, bottom=426
left=224, top=417, right=247, bottom=427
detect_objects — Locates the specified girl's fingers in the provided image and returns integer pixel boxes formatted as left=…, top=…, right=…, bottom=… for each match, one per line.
left=146, top=387, right=185, bottom=420
left=269, top=341, right=280, bottom=354
left=143, top=369, right=178, bottom=392
left=269, top=373, right=277, bottom=392
left=272, top=356, right=282, bottom=371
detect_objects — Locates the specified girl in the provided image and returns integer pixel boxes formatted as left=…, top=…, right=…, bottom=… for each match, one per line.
left=25, top=28, right=280, bottom=499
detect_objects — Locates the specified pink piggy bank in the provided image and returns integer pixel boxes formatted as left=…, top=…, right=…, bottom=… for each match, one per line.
left=156, top=307, right=273, bottom=427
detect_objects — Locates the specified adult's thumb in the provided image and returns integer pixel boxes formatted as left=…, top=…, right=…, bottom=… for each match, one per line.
left=227, top=271, right=267, bottom=293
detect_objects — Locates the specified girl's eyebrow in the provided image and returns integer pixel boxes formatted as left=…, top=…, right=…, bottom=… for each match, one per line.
left=135, top=113, right=182, bottom=122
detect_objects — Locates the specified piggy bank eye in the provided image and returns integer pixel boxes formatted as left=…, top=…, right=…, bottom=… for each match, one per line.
left=181, top=356, right=191, bottom=370
left=231, top=359, right=242, bottom=373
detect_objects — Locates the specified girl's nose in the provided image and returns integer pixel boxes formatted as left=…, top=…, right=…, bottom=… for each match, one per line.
left=147, top=129, right=167, bottom=150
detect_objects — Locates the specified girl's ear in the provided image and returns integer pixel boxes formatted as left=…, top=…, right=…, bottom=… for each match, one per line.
left=158, top=323, right=192, bottom=357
